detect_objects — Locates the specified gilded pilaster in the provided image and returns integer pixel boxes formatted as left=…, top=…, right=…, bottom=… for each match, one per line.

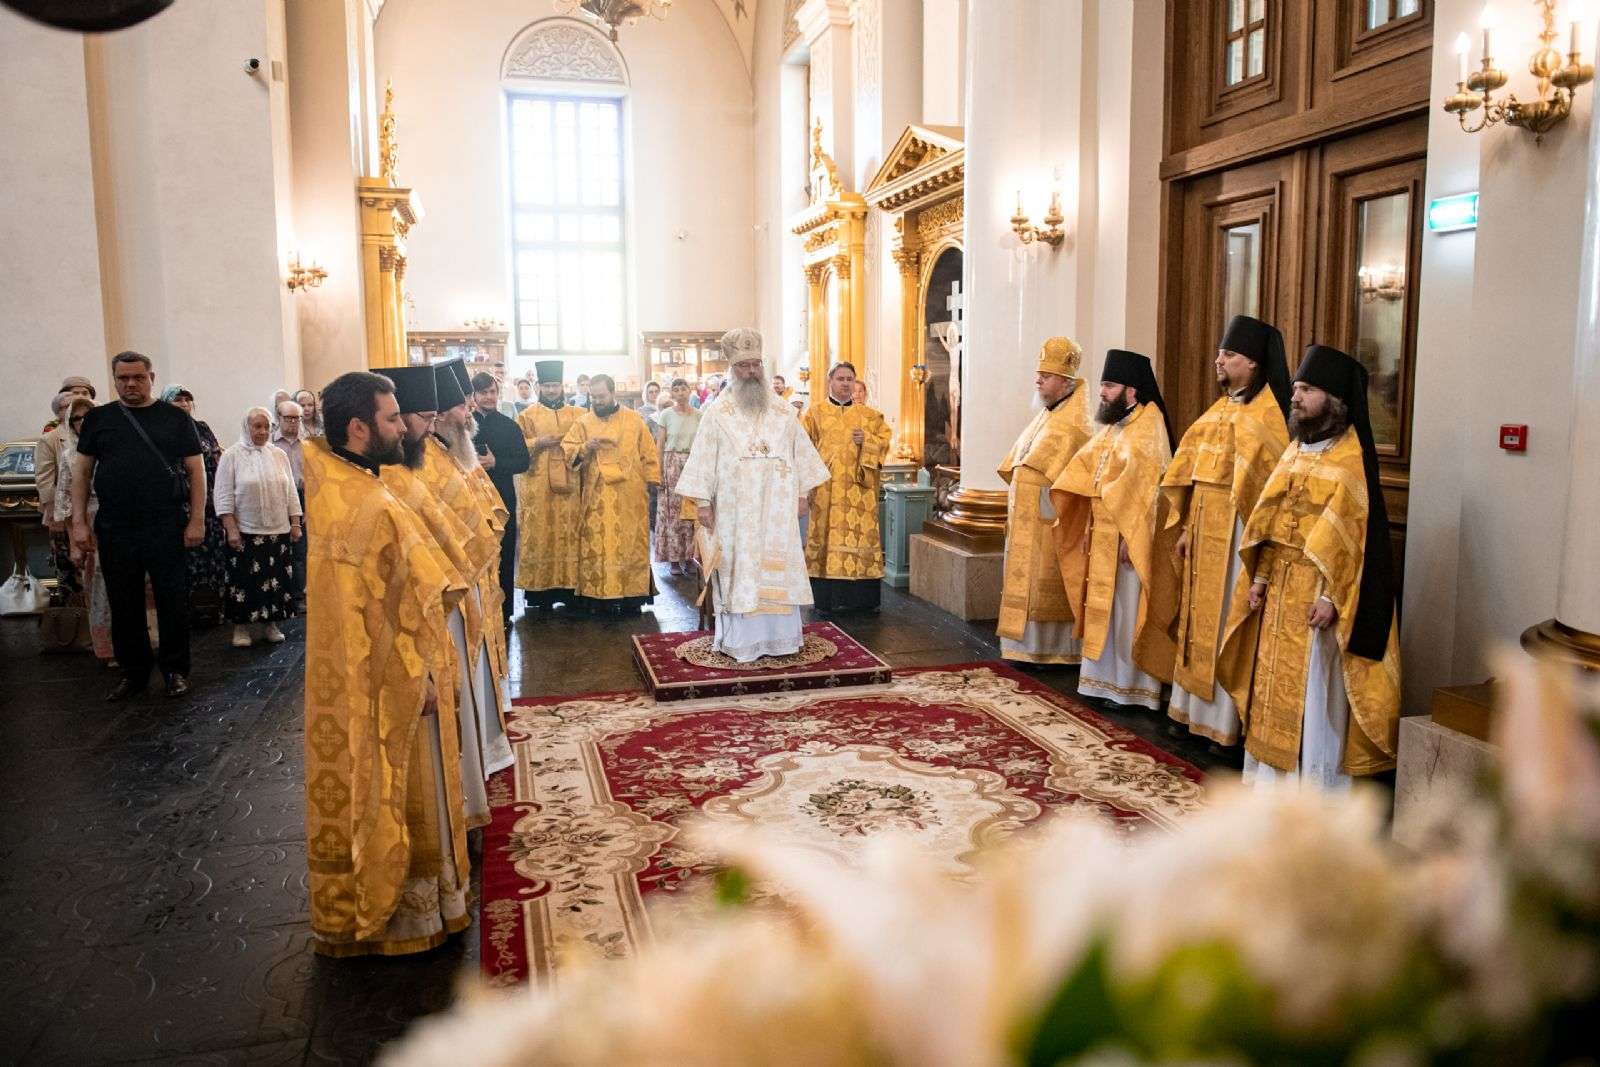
left=357, top=84, right=422, bottom=369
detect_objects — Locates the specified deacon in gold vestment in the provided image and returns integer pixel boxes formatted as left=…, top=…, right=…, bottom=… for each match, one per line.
left=419, top=361, right=514, bottom=781
left=1218, top=344, right=1401, bottom=788
left=803, top=362, right=892, bottom=615
left=1051, top=350, right=1179, bottom=710
left=303, top=372, right=472, bottom=957
left=1160, top=315, right=1291, bottom=744
left=560, top=374, right=661, bottom=613
left=515, top=360, right=581, bottom=610
left=996, top=337, right=1092, bottom=665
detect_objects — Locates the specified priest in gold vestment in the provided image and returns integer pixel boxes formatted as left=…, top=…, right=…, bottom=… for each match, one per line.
left=675, top=329, right=831, bottom=661
left=1051, top=350, right=1179, bottom=710
left=373, top=365, right=499, bottom=828
left=515, top=360, right=581, bottom=611
left=803, top=361, right=892, bottom=615
left=996, top=337, right=1092, bottom=665
left=303, top=371, right=472, bottom=957
left=1218, top=344, right=1401, bottom=788
left=561, top=374, right=660, bottom=614
left=1160, top=315, right=1291, bottom=745
left=418, top=362, right=514, bottom=782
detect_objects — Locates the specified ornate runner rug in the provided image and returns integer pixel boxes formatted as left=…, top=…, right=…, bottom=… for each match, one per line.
left=479, top=663, right=1204, bottom=987
left=630, top=621, right=891, bottom=702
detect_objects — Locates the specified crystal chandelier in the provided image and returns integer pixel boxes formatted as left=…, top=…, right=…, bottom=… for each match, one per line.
left=553, top=0, right=671, bottom=41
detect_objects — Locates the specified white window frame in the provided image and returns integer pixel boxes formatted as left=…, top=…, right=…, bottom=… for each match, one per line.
left=504, top=88, right=630, bottom=361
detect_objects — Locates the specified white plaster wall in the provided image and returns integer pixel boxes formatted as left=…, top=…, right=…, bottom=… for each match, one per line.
left=960, top=0, right=1162, bottom=491
left=86, top=0, right=301, bottom=433
left=857, top=0, right=922, bottom=429
left=1556, top=72, right=1600, bottom=635
left=778, top=61, right=813, bottom=376
left=921, top=0, right=965, bottom=126
left=1403, top=1, right=1592, bottom=706
left=0, top=11, right=107, bottom=439
left=1400, top=0, right=1481, bottom=710
left=1427, top=2, right=1587, bottom=694
left=288, top=0, right=372, bottom=391
left=374, top=0, right=756, bottom=386
left=753, top=0, right=786, bottom=367
left=1089, top=0, right=1163, bottom=361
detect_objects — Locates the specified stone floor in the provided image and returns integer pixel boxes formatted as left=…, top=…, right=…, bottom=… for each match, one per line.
left=0, top=569, right=1233, bottom=1065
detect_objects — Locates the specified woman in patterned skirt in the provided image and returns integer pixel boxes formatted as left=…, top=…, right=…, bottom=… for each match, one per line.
left=214, top=407, right=302, bottom=647
left=653, top=378, right=702, bottom=576
left=163, top=385, right=228, bottom=626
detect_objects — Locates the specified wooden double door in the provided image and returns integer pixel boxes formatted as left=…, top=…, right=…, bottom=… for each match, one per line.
left=1162, top=120, right=1426, bottom=591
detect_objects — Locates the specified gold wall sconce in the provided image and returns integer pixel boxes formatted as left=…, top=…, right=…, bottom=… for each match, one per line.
left=1010, top=189, right=1066, bottom=248
left=1444, top=0, right=1594, bottom=143
left=285, top=254, right=327, bottom=292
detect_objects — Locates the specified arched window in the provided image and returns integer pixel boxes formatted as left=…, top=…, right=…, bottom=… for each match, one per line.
left=501, top=19, right=629, bottom=362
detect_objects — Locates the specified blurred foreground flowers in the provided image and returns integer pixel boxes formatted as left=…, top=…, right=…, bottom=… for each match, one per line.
left=386, top=655, right=1600, bottom=1066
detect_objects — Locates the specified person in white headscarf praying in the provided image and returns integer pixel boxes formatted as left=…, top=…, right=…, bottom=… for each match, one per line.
left=213, top=406, right=302, bottom=647
left=673, top=329, right=830, bottom=662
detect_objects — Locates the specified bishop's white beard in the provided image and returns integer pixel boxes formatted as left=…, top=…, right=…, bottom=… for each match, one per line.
left=438, top=421, right=480, bottom=469
left=733, top=373, right=769, bottom=415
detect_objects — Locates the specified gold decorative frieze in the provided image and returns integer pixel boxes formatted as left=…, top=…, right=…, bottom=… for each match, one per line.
left=803, top=226, right=837, bottom=253
left=916, top=196, right=964, bottom=245
left=864, top=124, right=965, bottom=215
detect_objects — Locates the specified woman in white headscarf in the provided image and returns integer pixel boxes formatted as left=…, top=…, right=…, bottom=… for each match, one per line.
left=214, top=406, right=302, bottom=647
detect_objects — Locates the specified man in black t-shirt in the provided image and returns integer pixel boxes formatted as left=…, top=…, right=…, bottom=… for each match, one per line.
left=71, top=351, right=206, bottom=700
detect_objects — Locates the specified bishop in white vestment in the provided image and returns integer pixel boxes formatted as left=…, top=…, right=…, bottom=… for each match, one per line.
left=673, top=329, right=830, bottom=662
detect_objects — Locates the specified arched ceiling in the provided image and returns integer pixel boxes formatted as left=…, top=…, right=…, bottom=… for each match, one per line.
left=709, top=0, right=756, bottom=73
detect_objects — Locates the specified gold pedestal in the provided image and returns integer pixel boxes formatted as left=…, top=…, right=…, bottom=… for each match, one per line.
left=922, top=483, right=1007, bottom=553
left=1430, top=682, right=1497, bottom=743
left=1521, top=618, right=1600, bottom=671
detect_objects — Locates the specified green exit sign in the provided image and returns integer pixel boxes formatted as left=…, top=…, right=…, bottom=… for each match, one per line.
left=1427, top=192, right=1479, bottom=233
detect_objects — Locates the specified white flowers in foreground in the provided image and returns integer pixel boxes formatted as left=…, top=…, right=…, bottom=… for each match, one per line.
left=386, top=654, right=1600, bottom=1066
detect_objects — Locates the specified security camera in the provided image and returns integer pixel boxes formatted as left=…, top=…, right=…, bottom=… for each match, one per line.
left=245, top=57, right=262, bottom=74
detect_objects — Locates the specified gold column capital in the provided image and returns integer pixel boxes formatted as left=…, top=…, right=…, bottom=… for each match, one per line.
left=892, top=247, right=922, bottom=276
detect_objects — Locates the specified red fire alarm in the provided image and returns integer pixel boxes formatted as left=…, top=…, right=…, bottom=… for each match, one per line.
left=1500, top=424, right=1528, bottom=452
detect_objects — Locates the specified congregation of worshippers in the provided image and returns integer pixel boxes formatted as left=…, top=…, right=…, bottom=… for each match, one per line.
left=38, top=318, right=1397, bottom=958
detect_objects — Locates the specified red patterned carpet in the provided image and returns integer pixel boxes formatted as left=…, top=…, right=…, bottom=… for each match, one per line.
left=630, top=620, right=891, bottom=701
left=479, top=663, right=1204, bottom=986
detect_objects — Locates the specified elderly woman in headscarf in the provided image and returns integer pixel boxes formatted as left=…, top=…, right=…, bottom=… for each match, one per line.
left=161, top=383, right=228, bottom=624
left=214, top=406, right=302, bottom=647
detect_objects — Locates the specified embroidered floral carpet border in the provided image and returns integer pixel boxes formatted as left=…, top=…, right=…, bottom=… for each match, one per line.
left=479, top=663, right=1204, bottom=987
left=630, top=621, right=891, bottom=701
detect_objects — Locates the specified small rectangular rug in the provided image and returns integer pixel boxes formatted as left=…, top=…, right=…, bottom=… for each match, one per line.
left=479, top=663, right=1204, bottom=987
left=630, top=620, right=891, bottom=702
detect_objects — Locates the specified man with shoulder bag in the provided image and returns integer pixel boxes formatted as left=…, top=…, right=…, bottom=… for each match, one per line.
left=71, top=352, right=206, bottom=699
